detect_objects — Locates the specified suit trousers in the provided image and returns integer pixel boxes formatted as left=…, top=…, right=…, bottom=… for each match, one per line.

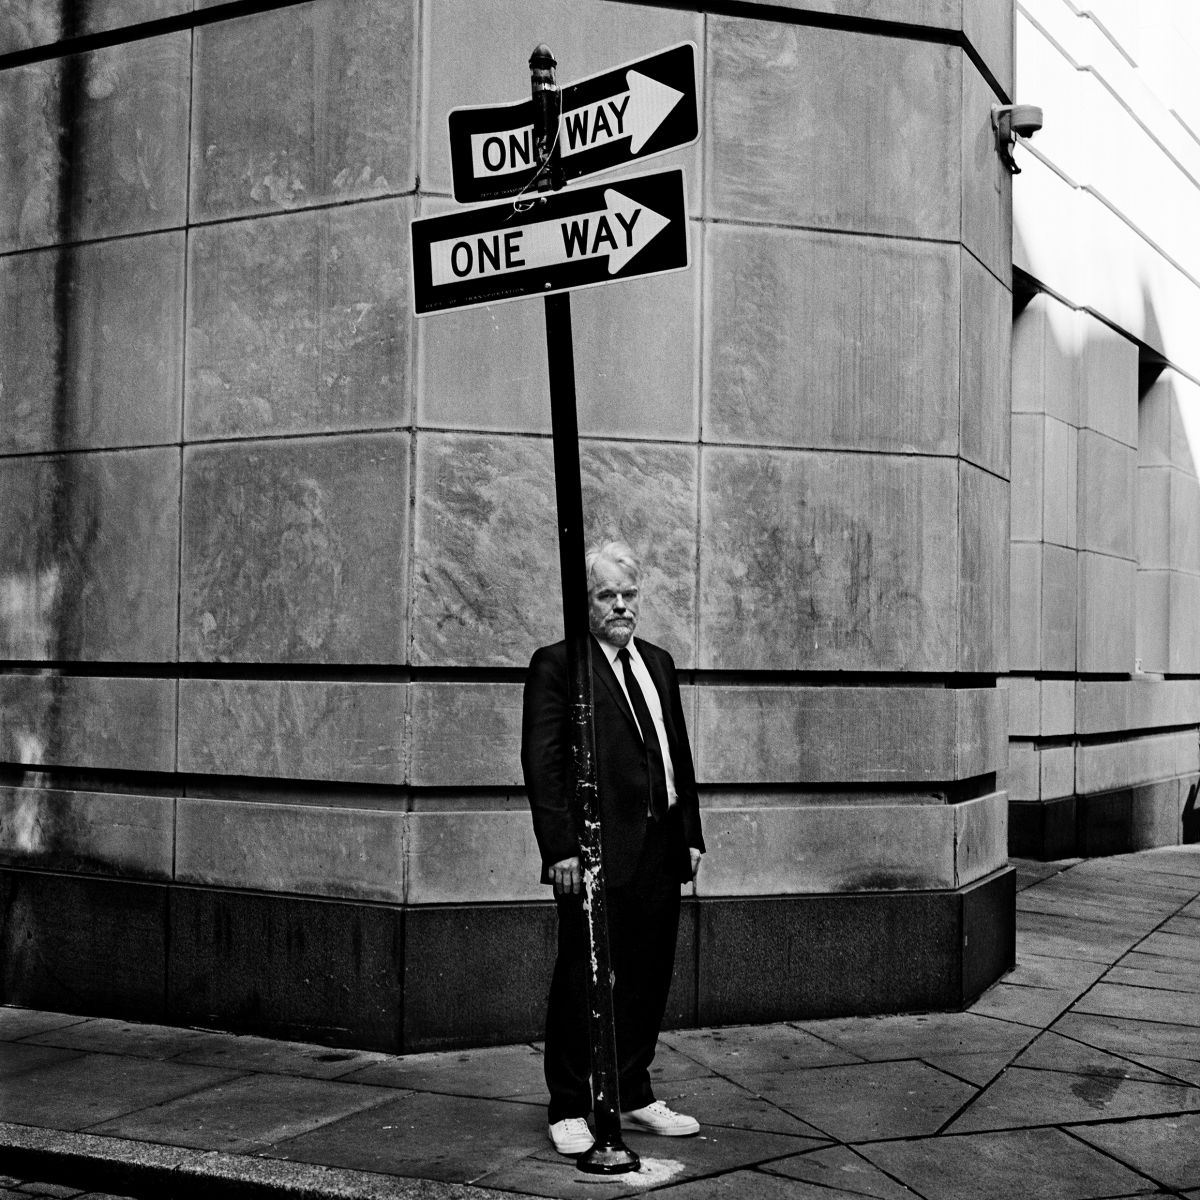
left=544, top=815, right=681, bottom=1123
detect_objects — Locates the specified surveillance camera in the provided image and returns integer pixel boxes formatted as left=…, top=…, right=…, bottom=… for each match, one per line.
left=991, top=103, right=1044, bottom=141
left=1008, top=105, right=1044, bottom=137
left=991, top=103, right=1044, bottom=173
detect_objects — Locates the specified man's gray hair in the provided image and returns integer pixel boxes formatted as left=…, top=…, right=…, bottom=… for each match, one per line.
left=585, top=540, right=641, bottom=586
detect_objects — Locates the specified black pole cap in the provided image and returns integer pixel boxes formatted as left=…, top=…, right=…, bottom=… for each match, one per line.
left=529, top=43, right=557, bottom=70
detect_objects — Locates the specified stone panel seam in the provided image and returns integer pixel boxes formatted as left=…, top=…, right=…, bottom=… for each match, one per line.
left=694, top=441, right=971, bottom=461
left=1013, top=724, right=1200, bottom=748
left=404, top=440, right=418, bottom=776
left=955, top=459, right=963, bottom=675
left=700, top=212, right=963, bottom=246
left=670, top=1, right=1011, bottom=102
left=0, top=196, right=424, bottom=268
left=958, top=43, right=965, bottom=286
left=691, top=68, right=707, bottom=669
left=0, top=664, right=1033, bottom=684
left=413, top=0, right=428, bottom=198
left=962, top=240, right=1014, bottom=304
left=0, top=0, right=315, bottom=72
left=400, top=809, right=410, bottom=906
left=174, top=23, right=195, bottom=764
left=952, top=804, right=961, bottom=889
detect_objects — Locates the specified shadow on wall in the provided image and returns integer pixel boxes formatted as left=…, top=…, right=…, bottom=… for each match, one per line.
left=1137, top=274, right=1200, bottom=688
left=1128, top=283, right=1200, bottom=850
left=1184, top=778, right=1200, bottom=843
left=0, top=7, right=100, bottom=661
left=1009, top=267, right=1200, bottom=854
left=1, top=8, right=96, bottom=996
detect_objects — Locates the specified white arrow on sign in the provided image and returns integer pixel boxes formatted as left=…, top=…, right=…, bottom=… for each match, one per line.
left=468, top=71, right=685, bottom=181
left=429, top=188, right=671, bottom=287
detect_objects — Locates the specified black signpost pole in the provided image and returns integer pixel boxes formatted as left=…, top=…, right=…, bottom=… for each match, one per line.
left=530, top=44, right=640, bottom=1177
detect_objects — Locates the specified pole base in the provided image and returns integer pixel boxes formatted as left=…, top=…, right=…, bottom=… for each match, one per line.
left=576, top=1138, right=641, bottom=1175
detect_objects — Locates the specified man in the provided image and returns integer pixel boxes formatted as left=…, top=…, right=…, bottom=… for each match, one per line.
left=521, top=540, right=705, bottom=1156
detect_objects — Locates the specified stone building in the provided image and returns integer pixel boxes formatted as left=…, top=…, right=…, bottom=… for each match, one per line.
left=1005, top=1, right=1200, bottom=858
left=0, top=0, right=1194, bottom=1052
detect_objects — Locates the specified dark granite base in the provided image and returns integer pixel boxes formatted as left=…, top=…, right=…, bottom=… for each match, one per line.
left=1010, top=782, right=1190, bottom=861
left=1009, top=796, right=1078, bottom=860
left=0, top=867, right=1014, bottom=1052
left=168, top=886, right=404, bottom=1051
left=696, top=869, right=1014, bottom=1025
left=0, top=871, right=168, bottom=1022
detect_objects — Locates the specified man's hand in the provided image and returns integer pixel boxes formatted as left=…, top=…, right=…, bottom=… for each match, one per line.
left=689, top=848, right=702, bottom=880
left=549, top=856, right=582, bottom=895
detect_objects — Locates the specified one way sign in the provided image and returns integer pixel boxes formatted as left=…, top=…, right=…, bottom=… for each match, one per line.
left=447, top=42, right=697, bottom=205
left=411, top=167, right=688, bottom=315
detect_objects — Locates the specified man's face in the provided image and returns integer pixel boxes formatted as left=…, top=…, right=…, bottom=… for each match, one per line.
left=588, top=559, right=640, bottom=647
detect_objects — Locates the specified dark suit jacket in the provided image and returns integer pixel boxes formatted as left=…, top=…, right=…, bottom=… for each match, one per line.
left=521, top=634, right=705, bottom=888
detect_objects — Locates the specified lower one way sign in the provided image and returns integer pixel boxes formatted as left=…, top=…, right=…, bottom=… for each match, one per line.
left=410, top=167, right=687, bottom=315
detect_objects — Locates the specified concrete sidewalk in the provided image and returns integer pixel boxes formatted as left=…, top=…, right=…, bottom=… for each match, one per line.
left=2, top=846, right=1199, bottom=1200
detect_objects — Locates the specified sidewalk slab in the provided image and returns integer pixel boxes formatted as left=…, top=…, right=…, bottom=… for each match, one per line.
left=21, top=1020, right=238, bottom=1064
left=1051, top=1010, right=1200, bottom=1063
left=89, top=1074, right=397, bottom=1155
left=0, top=1011, right=88, bottom=1040
left=0, top=1041, right=84, bottom=1079
left=1139, top=1054, right=1200, bottom=1086
left=1025, top=867, right=1196, bottom=897
left=1014, top=861, right=1080, bottom=889
left=263, top=1092, right=548, bottom=1183
left=1105, top=958, right=1200, bottom=992
left=858, top=1127, right=1159, bottom=1200
left=792, top=1010, right=1036, bottom=1062
left=993, top=951, right=1109, bottom=992
left=660, top=1023, right=862, bottom=1073
left=1012, top=1029, right=1189, bottom=1083
left=634, top=1073, right=829, bottom=1137
left=1072, top=980, right=1200, bottom=1025
left=337, top=1044, right=545, bottom=1098
left=731, top=1059, right=976, bottom=1142
left=1135, top=929, right=1200, bottom=961
left=946, top=1064, right=1200, bottom=1132
left=762, top=1144, right=922, bottom=1199
left=475, top=1124, right=830, bottom=1199
left=1016, top=915, right=1142, bottom=963
left=1070, top=1113, right=1200, bottom=1191
left=588, top=1169, right=805, bottom=1199
left=911, top=1049, right=1014, bottom=1087
left=0, top=1053, right=241, bottom=1130
left=1160, top=912, right=1200, bottom=934
left=169, top=1035, right=394, bottom=1082
left=0, top=1124, right=537, bottom=1200
left=964, top=980, right=1081, bottom=1027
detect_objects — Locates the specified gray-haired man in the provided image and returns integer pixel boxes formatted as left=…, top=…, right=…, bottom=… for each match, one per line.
left=522, top=541, right=705, bottom=1155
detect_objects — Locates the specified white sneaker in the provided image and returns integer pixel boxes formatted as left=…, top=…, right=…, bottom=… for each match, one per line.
left=548, top=1116, right=595, bottom=1155
left=620, top=1100, right=700, bottom=1136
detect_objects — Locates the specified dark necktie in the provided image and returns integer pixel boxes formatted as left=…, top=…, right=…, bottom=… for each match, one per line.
left=617, top=647, right=669, bottom=820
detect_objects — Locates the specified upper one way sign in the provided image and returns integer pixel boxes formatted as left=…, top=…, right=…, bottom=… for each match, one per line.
left=447, top=42, right=698, bottom=204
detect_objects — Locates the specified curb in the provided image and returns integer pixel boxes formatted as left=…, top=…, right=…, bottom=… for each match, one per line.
left=0, top=1124, right=550, bottom=1200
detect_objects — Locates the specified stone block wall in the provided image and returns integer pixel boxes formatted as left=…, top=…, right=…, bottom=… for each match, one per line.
left=0, top=0, right=1015, bottom=1049
left=1006, top=3, right=1200, bottom=857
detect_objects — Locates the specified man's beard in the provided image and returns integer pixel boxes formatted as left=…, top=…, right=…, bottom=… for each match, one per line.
left=596, top=617, right=634, bottom=646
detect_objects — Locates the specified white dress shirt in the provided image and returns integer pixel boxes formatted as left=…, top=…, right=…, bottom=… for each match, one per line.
left=596, top=637, right=678, bottom=808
